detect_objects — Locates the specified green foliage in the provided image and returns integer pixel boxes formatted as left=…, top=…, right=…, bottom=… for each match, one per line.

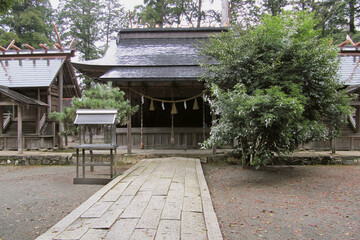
left=0, top=0, right=21, bottom=14
left=133, top=0, right=218, bottom=28
left=50, top=83, right=138, bottom=137
left=201, top=11, right=353, bottom=167
left=0, top=0, right=53, bottom=47
left=57, top=0, right=128, bottom=60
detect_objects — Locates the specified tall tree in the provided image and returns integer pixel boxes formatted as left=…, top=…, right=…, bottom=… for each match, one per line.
left=0, top=0, right=53, bottom=47
left=103, top=0, right=128, bottom=48
left=0, top=0, right=21, bottom=14
left=57, top=0, right=104, bottom=60
left=200, top=12, right=352, bottom=167
left=313, top=0, right=347, bottom=38
left=133, top=0, right=219, bottom=27
left=230, top=0, right=261, bottom=28
left=263, top=0, right=288, bottom=16
left=139, top=0, right=170, bottom=27
left=57, top=0, right=127, bottom=60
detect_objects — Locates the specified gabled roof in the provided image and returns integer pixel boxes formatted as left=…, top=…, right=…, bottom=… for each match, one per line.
left=0, top=85, right=47, bottom=106
left=72, top=27, right=227, bottom=81
left=338, top=36, right=360, bottom=86
left=0, top=57, right=65, bottom=87
left=338, top=55, right=360, bottom=85
left=0, top=48, right=81, bottom=97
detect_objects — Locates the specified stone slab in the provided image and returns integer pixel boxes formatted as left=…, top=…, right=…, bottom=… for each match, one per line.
left=181, top=211, right=207, bottom=240
left=152, top=178, right=172, bottom=196
left=81, top=201, right=113, bottom=218
left=129, top=229, right=156, bottom=240
left=136, top=196, right=166, bottom=229
left=155, top=220, right=180, bottom=240
left=79, top=229, right=107, bottom=240
left=54, top=218, right=95, bottom=240
left=104, top=218, right=138, bottom=240
left=120, top=192, right=152, bottom=219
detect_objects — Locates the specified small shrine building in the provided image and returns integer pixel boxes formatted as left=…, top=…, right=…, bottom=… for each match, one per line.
left=73, top=27, right=227, bottom=150
left=0, top=42, right=81, bottom=152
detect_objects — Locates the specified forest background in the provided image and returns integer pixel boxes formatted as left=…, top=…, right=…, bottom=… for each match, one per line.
left=0, top=0, right=359, bottom=61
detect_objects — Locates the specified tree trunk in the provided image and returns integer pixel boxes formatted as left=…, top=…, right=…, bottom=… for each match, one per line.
left=197, top=0, right=202, bottom=27
left=349, top=0, right=356, bottom=33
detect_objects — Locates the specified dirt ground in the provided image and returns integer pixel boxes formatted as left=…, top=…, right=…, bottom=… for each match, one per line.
left=0, top=164, right=131, bottom=240
left=203, top=163, right=360, bottom=240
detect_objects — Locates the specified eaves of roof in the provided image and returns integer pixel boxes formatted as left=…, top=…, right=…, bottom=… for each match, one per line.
left=0, top=85, right=48, bottom=106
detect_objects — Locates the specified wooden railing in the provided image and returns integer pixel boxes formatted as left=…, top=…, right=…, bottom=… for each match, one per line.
left=3, top=113, right=12, bottom=131
left=39, top=113, right=47, bottom=133
left=348, top=115, right=357, bottom=132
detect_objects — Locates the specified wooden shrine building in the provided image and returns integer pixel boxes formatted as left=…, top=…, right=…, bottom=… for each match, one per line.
left=303, top=37, right=360, bottom=150
left=0, top=44, right=81, bottom=152
left=73, top=27, right=226, bottom=150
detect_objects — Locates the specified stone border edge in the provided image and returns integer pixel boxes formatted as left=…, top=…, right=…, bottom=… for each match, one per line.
left=195, top=158, right=223, bottom=240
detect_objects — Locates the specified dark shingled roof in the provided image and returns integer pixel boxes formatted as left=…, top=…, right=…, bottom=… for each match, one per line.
left=75, top=38, right=204, bottom=67
left=100, top=66, right=205, bottom=81
left=0, top=85, right=47, bottom=106
left=72, top=27, right=227, bottom=81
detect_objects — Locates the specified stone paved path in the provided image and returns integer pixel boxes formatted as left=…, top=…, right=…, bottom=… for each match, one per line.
left=36, top=157, right=222, bottom=240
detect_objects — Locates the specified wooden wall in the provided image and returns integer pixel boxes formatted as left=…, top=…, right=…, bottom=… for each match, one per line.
left=116, top=127, right=210, bottom=149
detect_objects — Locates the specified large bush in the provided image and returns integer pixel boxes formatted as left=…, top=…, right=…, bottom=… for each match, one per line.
left=201, top=12, right=353, bottom=167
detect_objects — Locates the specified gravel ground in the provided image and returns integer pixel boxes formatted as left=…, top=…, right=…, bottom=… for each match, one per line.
left=203, top=163, right=360, bottom=240
left=0, top=165, right=132, bottom=240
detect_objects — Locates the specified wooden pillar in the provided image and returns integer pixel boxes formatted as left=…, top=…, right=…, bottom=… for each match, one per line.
left=356, top=107, right=360, bottom=133
left=58, top=68, right=64, bottom=149
left=202, top=94, right=206, bottom=142
left=170, top=82, right=175, bottom=145
left=330, top=138, right=336, bottom=154
left=0, top=106, right=3, bottom=134
left=48, top=87, right=56, bottom=147
left=212, top=113, right=217, bottom=155
left=36, top=89, right=40, bottom=134
left=127, top=88, right=132, bottom=154
left=47, top=87, right=52, bottom=114
left=17, top=105, right=23, bottom=154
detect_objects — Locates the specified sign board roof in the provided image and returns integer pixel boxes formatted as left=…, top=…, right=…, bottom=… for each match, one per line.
left=74, top=109, right=118, bottom=125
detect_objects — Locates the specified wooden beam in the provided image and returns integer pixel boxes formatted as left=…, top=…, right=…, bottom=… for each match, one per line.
left=17, top=105, right=23, bottom=154
left=0, top=102, right=17, bottom=106
left=350, top=101, right=360, bottom=106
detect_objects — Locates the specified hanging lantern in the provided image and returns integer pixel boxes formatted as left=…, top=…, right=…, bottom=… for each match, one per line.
left=193, top=98, right=199, bottom=110
left=149, top=99, right=155, bottom=111
left=171, top=103, right=178, bottom=114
